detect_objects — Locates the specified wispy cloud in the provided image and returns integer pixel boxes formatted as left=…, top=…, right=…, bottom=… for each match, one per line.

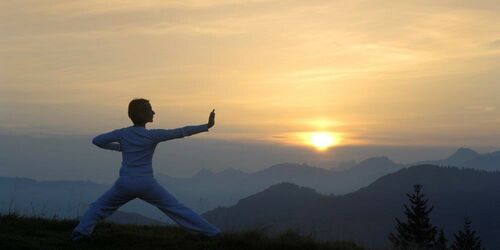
left=1, top=0, right=500, bottom=146
left=486, top=39, right=500, bottom=49
left=468, top=105, right=496, bottom=112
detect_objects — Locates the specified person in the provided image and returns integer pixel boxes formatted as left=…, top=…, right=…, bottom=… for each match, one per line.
left=72, top=98, right=221, bottom=241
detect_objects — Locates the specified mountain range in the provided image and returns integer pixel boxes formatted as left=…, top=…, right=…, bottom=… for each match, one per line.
left=155, top=156, right=405, bottom=212
left=411, top=147, right=500, bottom=171
left=0, top=155, right=405, bottom=222
left=2, top=146, right=500, bottom=243
left=157, top=147, right=500, bottom=214
left=163, top=147, right=500, bottom=214
left=203, top=165, right=500, bottom=249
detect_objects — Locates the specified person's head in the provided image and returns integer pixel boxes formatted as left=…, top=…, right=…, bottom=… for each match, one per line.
left=128, top=98, right=155, bottom=126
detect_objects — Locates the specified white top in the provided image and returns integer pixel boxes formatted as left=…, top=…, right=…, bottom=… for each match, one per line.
left=91, top=124, right=209, bottom=176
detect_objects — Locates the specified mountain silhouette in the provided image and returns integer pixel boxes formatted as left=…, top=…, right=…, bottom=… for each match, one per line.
left=412, top=147, right=479, bottom=167
left=447, top=147, right=481, bottom=165
left=0, top=157, right=404, bottom=220
left=461, top=150, right=500, bottom=171
left=203, top=165, right=500, bottom=249
left=192, top=168, right=216, bottom=179
left=412, top=147, right=500, bottom=171
left=252, top=163, right=331, bottom=178
left=155, top=158, right=404, bottom=212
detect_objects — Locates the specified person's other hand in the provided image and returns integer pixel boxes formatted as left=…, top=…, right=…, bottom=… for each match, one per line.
left=208, top=109, right=216, bottom=128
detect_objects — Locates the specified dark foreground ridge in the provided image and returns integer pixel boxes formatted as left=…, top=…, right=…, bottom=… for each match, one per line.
left=0, top=214, right=362, bottom=250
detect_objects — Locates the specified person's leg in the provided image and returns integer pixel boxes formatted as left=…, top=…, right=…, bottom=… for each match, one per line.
left=73, top=182, right=132, bottom=236
left=140, top=180, right=221, bottom=237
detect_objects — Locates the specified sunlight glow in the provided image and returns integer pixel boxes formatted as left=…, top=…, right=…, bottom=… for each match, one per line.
left=308, top=132, right=341, bottom=151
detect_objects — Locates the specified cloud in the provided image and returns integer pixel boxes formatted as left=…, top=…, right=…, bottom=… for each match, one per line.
left=486, top=39, right=500, bottom=49
left=468, top=105, right=496, bottom=112
left=1, top=0, right=500, bottom=146
left=26, top=0, right=273, bottom=16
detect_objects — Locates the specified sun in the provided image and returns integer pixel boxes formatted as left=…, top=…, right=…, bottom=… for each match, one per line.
left=309, top=132, right=341, bottom=151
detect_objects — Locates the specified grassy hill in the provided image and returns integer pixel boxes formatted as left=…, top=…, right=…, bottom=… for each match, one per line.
left=0, top=214, right=362, bottom=250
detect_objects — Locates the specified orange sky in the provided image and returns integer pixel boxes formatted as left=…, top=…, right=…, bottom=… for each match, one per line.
left=1, top=0, right=499, bottom=149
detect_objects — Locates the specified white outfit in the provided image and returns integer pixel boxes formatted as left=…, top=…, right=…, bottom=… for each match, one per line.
left=73, top=124, right=221, bottom=237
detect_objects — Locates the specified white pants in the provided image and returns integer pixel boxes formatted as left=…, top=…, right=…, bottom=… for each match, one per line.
left=73, top=175, right=221, bottom=237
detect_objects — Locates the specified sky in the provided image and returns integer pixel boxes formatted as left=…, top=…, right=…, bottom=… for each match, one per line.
left=1, top=0, right=500, bottom=152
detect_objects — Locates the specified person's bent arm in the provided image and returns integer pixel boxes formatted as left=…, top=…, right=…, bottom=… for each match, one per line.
left=92, top=129, right=122, bottom=151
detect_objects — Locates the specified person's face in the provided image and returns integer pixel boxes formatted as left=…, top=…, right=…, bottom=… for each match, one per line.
left=143, top=102, right=155, bottom=123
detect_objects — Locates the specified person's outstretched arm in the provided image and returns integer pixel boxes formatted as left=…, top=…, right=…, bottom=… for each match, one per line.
left=92, top=129, right=122, bottom=151
left=150, top=109, right=216, bottom=143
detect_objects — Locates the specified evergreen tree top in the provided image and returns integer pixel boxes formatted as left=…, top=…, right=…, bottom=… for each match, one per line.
left=389, top=184, right=438, bottom=249
left=451, top=216, right=484, bottom=250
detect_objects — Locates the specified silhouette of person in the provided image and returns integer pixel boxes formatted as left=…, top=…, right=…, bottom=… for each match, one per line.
left=72, top=98, right=220, bottom=241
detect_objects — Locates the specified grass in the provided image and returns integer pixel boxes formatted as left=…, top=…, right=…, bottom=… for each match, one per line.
left=0, top=214, right=363, bottom=250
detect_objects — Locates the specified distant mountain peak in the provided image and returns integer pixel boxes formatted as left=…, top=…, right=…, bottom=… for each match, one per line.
left=192, top=168, right=215, bottom=178
left=267, top=182, right=300, bottom=190
left=216, top=168, right=247, bottom=178
left=452, top=147, right=479, bottom=156
left=410, top=147, right=482, bottom=168
left=255, top=162, right=330, bottom=177
left=254, top=182, right=320, bottom=198
left=351, top=156, right=401, bottom=170
left=447, top=147, right=480, bottom=163
left=343, top=156, right=403, bottom=175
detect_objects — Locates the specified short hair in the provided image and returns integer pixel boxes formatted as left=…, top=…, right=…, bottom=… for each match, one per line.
left=128, top=98, right=150, bottom=124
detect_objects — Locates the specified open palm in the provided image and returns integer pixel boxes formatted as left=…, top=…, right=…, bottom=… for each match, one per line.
left=208, top=109, right=216, bottom=128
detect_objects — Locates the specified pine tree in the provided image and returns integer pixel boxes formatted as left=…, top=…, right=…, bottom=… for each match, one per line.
left=450, top=216, right=484, bottom=250
left=434, top=229, right=448, bottom=250
left=389, top=184, right=438, bottom=249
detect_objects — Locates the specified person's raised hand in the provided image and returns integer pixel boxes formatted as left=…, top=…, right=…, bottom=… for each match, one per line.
left=208, top=109, right=216, bottom=128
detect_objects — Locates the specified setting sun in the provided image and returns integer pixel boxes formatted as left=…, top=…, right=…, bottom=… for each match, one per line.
left=309, top=132, right=341, bottom=151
